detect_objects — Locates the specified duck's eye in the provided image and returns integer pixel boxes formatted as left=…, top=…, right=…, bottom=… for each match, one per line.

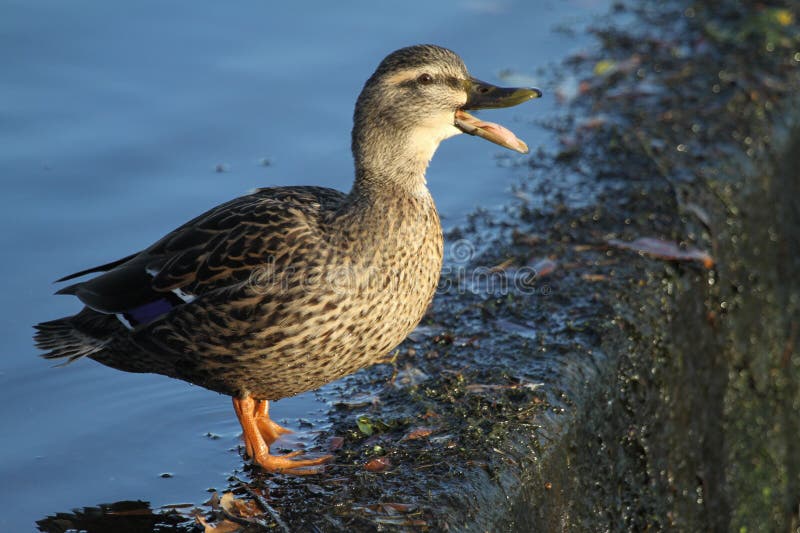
left=417, top=73, right=434, bottom=85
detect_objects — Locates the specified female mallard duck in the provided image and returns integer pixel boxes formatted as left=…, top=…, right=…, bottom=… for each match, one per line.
left=34, top=45, right=540, bottom=474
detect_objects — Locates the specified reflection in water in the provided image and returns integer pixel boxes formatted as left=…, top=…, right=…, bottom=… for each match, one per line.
left=36, top=500, right=190, bottom=533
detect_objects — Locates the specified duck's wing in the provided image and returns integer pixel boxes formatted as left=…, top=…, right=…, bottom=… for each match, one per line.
left=56, top=252, right=140, bottom=282
left=56, top=186, right=345, bottom=325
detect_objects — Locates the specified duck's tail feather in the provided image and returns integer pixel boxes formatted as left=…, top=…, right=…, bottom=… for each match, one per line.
left=34, top=307, right=117, bottom=364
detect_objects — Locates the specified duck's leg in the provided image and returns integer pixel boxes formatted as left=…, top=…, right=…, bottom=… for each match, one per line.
left=231, top=396, right=332, bottom=474
left=231, top=396, right=255, bottom=458
left=253, top=400, right=292, bottom=446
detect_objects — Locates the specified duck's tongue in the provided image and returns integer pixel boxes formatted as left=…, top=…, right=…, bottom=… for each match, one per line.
left=454, top=109, right=529, bottom=154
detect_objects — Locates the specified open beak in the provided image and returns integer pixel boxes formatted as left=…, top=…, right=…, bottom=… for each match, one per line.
left=454, top=77, right=542, bottom=154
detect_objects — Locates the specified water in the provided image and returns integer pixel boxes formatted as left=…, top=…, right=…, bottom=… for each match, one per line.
left=0, top=0, right=606, bottom=529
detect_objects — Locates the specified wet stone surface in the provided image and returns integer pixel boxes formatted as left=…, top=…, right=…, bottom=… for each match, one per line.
left=36, top=0, right=800, bottom=531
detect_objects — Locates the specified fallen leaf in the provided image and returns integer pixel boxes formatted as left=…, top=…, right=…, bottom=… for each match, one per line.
left=328, top=436, right=345, bottom=451
left=594, top=59, right=616, bottom=76
left=489, top=257, right=516, bottom=272
left=352, top=501, right=426, bottom=526
left=365, top=457, right=392, bottom=472
left=356, top=415, right=395, bottom=437
left=607, top=237, right=714, bottom=268
left=530, top=257, right=557, bottom=277
left=572, top=244, right=598, bottom=252
left=195, top=514, right=241, bottom=533
left=334, top=393, right=379, bottom=409
left=357, top=415, right=374, bottom=436
left=219, top=493, right=261, bottom=519
left=581, top=273, right=608, bottom=282
left=402, top=427, right=435, bottom=441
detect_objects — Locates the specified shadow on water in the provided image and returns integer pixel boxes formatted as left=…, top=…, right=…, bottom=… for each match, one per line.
left=0, top=0, right=611, bottom=531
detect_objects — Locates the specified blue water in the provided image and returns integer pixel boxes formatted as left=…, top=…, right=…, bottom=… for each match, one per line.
left=0, top=0, right=606, bottom=529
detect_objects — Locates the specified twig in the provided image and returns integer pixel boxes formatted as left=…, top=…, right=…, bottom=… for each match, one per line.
left=245, top=486, right=291, bottom=533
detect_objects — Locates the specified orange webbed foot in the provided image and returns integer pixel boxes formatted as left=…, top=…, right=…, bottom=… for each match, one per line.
left=232, top=396, right=332, bottom=475
left=250, top=450, right=333, bottom=475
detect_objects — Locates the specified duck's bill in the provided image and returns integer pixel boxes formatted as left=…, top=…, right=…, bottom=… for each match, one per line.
left=455, top=110, right=530, bottom=154
left=454, top=78, right=541, bottom=154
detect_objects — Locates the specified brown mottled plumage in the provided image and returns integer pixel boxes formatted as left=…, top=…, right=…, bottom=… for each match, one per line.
left=34, top=45, right=540, bottom=473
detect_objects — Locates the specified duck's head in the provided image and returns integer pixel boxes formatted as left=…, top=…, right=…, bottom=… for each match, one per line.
left=352, top=44, right=541, bottom=184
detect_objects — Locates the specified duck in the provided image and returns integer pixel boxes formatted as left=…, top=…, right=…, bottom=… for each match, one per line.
left=34, top=44, right=541, bottom=474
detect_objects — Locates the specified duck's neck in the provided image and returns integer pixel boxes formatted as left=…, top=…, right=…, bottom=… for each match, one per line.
left=350, top=135, right=432, bottom=199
